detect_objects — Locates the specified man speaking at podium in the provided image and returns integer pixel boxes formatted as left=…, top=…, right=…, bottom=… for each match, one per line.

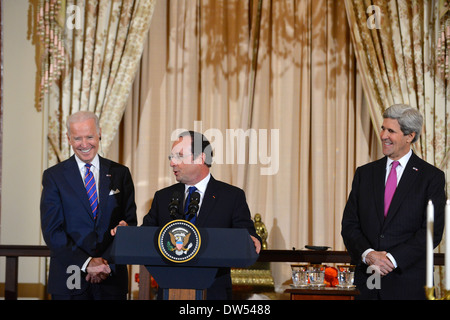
left=143, top=131, right=261, bottom=299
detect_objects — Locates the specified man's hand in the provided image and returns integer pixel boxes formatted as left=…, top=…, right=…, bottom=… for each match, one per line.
left=110, top=220, right=128, bottom=236
left=365, top=251, right=395, bottom=276
left=251, top=236, right=261, bottom=254
left=85, top=257, right=111, bottom=283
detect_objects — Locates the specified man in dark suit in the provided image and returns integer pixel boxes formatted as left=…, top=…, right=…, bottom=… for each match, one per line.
left=341, top=104, right=446, bottom=300
left=40, top=111, right=137, bottom=300
left=142, top=131, right=261, bottom=299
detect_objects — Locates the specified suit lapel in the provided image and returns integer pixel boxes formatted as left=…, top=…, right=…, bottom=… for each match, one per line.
left=63, top=156, right=93, bottom=217
left=196, top=176, right=218, bottom=227
left=98, top=156, right=111, bottom=222
left=384, top=152, right=421, bottom=225
left=373, top=157, right=387, bottom=224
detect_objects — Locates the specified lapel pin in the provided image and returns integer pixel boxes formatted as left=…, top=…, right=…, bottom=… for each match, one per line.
left=106, top=174, right=111, bottom=177
left=412, top=167, right=418, bottom=171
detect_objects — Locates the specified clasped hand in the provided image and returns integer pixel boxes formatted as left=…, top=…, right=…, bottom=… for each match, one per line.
left=85, top=220, right=128, bottom=283
left=85, top=257, right=111, bottom=283
left=365, top=251, right=395, bottom=276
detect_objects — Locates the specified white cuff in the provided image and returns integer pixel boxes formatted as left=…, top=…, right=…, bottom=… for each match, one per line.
left=386, top=252, right=398, bottom=268
left=361, top=248, right=374, bottom=264
left=81, top=257, right=92, bottom=272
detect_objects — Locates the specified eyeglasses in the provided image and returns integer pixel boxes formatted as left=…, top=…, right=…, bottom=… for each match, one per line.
left=168, top=153, right=193, bottom=162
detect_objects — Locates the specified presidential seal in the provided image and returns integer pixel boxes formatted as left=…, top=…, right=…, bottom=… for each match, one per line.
left=158, top=220, right=201, bottom=263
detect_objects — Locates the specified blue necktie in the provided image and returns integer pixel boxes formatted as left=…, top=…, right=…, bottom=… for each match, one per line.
left=85, top=163, right=98, bottom=219
left=184, top=186, right=197, bottom=224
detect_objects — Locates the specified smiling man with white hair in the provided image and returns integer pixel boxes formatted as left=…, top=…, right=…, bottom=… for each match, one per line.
left=40, top=111, right=137, bottom=300
left=341, top=104, right=446, bottom=300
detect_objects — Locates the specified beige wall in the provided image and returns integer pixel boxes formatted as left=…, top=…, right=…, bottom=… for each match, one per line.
left=0, top=1, right=122, bottom=294
left=0, top=0, right=46, bottom=287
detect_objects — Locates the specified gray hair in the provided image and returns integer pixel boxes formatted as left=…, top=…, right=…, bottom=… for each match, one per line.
left=383, top=104, right=423, bottom=143
left=66, top=111, right=100, bottom=136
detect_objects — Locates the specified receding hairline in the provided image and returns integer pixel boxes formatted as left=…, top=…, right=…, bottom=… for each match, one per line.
left=66, top=111, right=100, bottom=136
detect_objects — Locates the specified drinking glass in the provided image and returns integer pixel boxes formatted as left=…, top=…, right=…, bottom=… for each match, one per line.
left=307, top=264, right=325, bottom=287
left=337, top=265, right=355, bottom=288
left=291, top=264, right=309, bottom=287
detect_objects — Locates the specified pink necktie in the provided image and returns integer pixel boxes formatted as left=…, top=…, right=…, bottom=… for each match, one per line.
left=384, top=161, right=399, bottom=217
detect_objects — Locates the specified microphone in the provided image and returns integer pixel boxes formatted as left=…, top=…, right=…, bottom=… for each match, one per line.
left=168, top=191, right=182, bottom=220
left=186, top=191, right=200, bottom=220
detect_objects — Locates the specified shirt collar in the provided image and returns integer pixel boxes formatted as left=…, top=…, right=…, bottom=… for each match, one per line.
left=386, top=149, right=412, bottom=169
left=185, top=173, right=211, bottom=195
left=75, top=154, right=100, bottom=171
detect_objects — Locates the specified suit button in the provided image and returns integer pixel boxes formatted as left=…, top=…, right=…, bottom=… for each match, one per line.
left=380, top=234, right=385, bottom=239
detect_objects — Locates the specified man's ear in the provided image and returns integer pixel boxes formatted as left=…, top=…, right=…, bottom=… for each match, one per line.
left=200, top=152, right=207, bottom=165
left=407, top=132, right=416, bottom=143
left=193, top=153, right=206, bottom=165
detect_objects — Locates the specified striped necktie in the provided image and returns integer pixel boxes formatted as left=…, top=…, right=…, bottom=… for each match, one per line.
left=85, top=163, right=98, bottom=219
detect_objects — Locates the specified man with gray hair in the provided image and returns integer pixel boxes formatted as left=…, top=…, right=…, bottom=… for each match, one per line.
left=40, top=111, right=137, bottom=299
left=341, top=104, right=446, bottom=299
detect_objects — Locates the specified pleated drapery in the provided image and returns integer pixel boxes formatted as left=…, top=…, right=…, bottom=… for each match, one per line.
left=117, top=0, right=382, bottom=287
left=37, top=0, right=156, bottom=165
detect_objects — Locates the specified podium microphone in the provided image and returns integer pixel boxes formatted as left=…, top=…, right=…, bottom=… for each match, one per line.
left=186, top=191, right=200, bottom=221
left=168, top=191, right=182, bottom=220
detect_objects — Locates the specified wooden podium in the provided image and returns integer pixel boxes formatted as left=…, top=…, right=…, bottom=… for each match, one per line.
left=111, top=226, right=259, bottom=300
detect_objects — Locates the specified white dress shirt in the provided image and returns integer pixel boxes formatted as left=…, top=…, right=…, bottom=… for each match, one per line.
left=74, top=154, right=100, bottom=199
left=184, top=173, right=211, bottom=218
left=362, top=149, right=413, bottom=268
left=384, top=149, right=412, bottom=185
left=74, top=154, right=100, bottom=271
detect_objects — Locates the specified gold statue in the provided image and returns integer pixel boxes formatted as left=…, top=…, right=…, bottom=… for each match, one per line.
left=231, top=213, right=274, bottom=297
left=254, top=213, right=268, bottom=250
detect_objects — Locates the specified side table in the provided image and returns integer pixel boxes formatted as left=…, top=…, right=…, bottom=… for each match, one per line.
left=285, top=286, right=360, bottom=300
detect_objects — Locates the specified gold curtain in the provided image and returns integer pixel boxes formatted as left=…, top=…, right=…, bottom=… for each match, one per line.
left=345, top=0, right=449, bottom=175
left=37, top=0, right=156, bottom=165
left=345, top=0, right=449, bottom=297
left=118, top=0, right=382, bottom=287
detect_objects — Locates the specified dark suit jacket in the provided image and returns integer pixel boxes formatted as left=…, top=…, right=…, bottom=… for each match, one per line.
left=40, top=155, right=137, bottom=296
left=341, top=152, right=445, bottom=300
left=142, top=175, right=260, bottom=299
